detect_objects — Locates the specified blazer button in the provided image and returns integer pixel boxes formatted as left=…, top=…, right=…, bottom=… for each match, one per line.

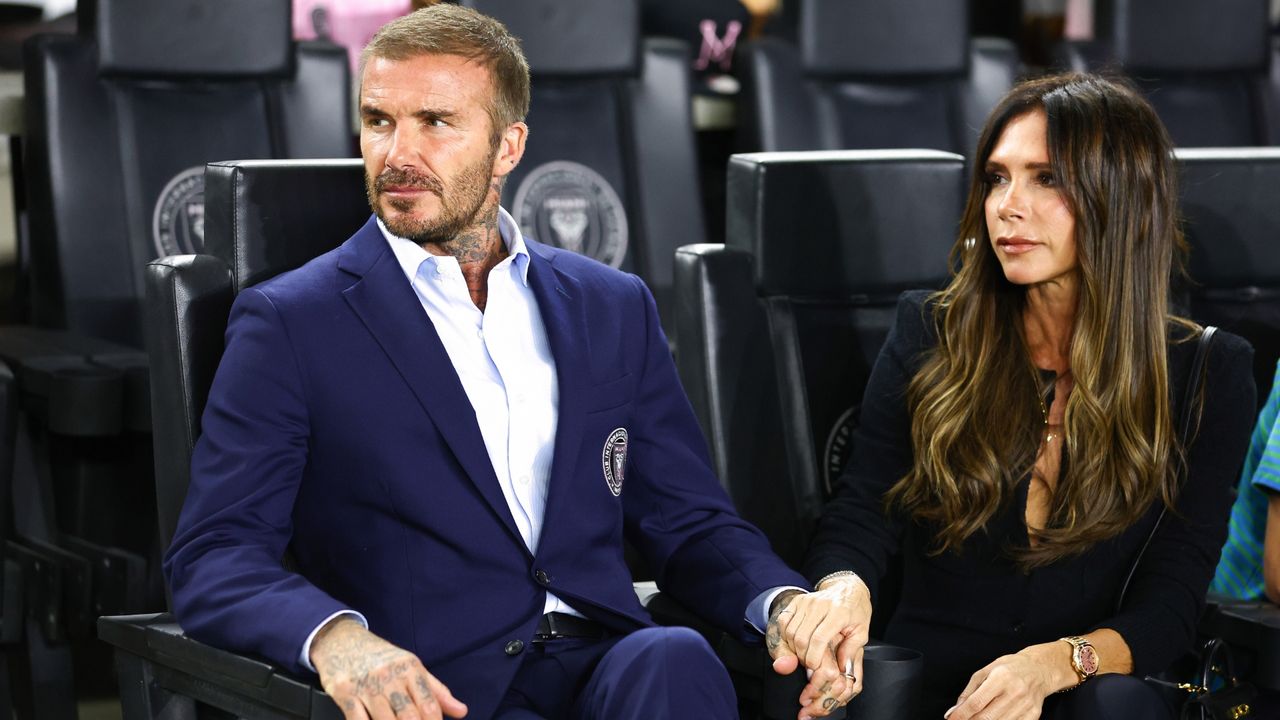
left=504, top=639, right=524, bottom=656
left=534, top=569, right=551, bottom=585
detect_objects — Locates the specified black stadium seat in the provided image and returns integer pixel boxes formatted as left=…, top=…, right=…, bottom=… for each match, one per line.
left=5, top=0, right=351, bottom=713
left=1178, top=148, right=1280, bottom=411
left=1062, top=0, right=1280, bottom=147
left=675, top=150, right=967, bottom=569
left=460, top=0, right=706, bottom=333
left=101, top=159, right=367, bottom=719
left=1175, top=147, right=1280, bottom=690
left=738, top=0, right=1020, bottom=155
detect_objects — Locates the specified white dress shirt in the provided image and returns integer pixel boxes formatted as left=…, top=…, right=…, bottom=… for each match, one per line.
left=381, top=208, right=576, bottom=619
left=301, top=208, right=787, bottom=669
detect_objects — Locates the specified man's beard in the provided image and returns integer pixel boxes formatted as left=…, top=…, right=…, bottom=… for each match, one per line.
left=366, top=147, right=498, bottom=246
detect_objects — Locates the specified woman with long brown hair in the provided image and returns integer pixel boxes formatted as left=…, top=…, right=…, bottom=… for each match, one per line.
left=769, top=74, right=1257, bottom=719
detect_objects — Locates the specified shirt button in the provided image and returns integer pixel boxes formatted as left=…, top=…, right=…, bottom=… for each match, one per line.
left=476, top=329, right=484, bottom=339
left=504, top=639, right=524, bottom=656
left=1012, top=623, right=1024, bottom=633
left=534, top=569, right=551, bottom=585
left=518, top=475, right=531, bottom=485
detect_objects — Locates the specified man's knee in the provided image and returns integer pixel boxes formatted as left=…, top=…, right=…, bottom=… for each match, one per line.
left=613, top=626, right=719, bottom=668
left=576, top=627, right=735, bottom=718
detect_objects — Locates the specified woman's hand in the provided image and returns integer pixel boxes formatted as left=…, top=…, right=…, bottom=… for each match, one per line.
left=766, top=575, right=872, bottom=718
left=945, top=642, right=1077, bottom=720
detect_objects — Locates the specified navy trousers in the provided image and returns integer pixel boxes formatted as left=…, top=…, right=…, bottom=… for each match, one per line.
left=1043, top=674, right=1179, bottom=720
left=494, top=626, right=738, bottom=719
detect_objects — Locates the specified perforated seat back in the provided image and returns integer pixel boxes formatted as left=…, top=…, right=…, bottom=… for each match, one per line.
left=1177, top=148, right=1280, bottom=408
left=461, top=0, right=704, bottom=330
left=739, top=0, right=1018, bottom=155
left=677, top=150, right=966, bottom=565
left=24, top=0, right=352, bottom=348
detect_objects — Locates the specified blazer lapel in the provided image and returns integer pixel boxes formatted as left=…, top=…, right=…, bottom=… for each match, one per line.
left=526, top=245, right=591, bottom=543
left=337, top=219, right=528, bottom=555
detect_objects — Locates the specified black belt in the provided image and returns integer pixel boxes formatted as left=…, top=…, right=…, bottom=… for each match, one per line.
left=532, top=612, right=609, bottom=642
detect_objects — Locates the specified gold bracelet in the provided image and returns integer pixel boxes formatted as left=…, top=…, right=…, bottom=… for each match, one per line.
left=814, top=570, right=861, bottom=590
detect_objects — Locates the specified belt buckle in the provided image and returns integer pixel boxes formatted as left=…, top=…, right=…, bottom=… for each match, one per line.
left=532, top=613, right=562, bottom=642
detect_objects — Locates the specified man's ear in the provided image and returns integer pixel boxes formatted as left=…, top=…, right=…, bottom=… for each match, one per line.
left=492, top=122, right=528, bottom=179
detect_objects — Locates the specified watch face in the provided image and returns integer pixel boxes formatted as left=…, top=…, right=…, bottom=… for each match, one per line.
left=1078, top=645, right=1099, bottom=675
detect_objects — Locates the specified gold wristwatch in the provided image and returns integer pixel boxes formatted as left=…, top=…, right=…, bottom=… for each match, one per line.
left=1060, top=636, right=1099, bottom=686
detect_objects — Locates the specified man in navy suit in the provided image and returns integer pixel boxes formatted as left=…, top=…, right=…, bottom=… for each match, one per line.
left=164, top=5, right=859, bottom=719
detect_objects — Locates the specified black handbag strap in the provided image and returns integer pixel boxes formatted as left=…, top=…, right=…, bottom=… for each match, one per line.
left=1116, top=326, right=1217, bottom=613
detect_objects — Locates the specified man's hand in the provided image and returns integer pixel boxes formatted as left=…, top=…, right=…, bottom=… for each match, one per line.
left=311, top=617, right=468, bottom=720
left=945, top=643, right=1076, bottom=720
left=766, top=575, right=872, bottom=719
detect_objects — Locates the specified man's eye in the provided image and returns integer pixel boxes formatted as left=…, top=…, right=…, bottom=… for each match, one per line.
left=364, top=117, right=390, bottom=128
left=428, top=118, right=448, bottom=128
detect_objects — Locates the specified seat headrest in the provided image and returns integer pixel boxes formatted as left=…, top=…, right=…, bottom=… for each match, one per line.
left=1107, top=0, right=1269, bottom=73
left=204, top=159, right=370, bottom=293
left=1177, top=148, right=1280, bottom=288
left=800, top=0, right=968, bottom=77
left=461, top=0, right=639, bottom=76
left=87, top=0, right=292, bottom=78
left=726, top=150, right=966, bottom=297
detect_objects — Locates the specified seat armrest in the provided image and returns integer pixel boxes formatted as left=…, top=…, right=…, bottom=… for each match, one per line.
left=99, top=613, right=342, bottom=719
left=0, top=326, right=148, bottom=435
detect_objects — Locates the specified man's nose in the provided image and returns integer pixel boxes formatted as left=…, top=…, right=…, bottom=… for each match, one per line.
left=384, top=128, right=422, bottom=171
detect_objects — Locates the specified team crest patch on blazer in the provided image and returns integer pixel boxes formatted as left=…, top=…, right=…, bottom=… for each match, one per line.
left=152, top=165, right=206, bottom=257
left=512, top=161, right=628, bottom=268
left=602, top=427, right=628, bottom=496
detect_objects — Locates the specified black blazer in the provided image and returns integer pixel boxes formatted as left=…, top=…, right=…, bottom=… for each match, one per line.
left=805, top=290, right=1256, bottom=715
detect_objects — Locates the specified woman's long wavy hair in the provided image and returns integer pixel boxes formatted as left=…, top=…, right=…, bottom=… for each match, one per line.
left=886, top=73, right=1194, bottom=568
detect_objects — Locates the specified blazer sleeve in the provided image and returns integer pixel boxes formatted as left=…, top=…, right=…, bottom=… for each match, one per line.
left=163, top=287, right=351, bottom=676
left=803, top=291, right=931, bottom=602
left=619, top=274, right=808, bottom=640
left=1103, top=332, right=1256, bottom=675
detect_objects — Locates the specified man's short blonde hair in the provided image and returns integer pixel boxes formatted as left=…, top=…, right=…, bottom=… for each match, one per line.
left=361, top=4, right=531, bottom=143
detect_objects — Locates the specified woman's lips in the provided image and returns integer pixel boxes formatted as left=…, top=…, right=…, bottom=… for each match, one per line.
left=996, top=237, right=1039, bottom=254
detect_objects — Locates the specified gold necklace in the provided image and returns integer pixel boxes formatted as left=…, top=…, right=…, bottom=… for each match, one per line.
left=1039, top=371, right=1070, bottom=444
left=1038, top=393, right=1057, bottom=444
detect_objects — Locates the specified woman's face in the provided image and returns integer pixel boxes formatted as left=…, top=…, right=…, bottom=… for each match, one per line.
left=984, top=110, right=1078, bottom=290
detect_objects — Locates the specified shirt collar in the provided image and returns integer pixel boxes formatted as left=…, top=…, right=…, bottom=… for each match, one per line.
left=379, top=206, right=531, bottom=287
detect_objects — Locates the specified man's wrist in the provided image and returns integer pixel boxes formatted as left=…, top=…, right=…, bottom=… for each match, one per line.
left=768, top=589, right=805, bottom=619
left=308, top=614, right=366, bottom=670
left=814, top=570, right=860, bottom=591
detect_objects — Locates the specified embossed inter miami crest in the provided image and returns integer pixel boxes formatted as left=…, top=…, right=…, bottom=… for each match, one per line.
left=512, top=161, right=629, bottom=268
left=823, top=406, right=859, bottom=494
left=602, top=427, right=629, bottom=497
left=152, top=166, right=206, bottom=257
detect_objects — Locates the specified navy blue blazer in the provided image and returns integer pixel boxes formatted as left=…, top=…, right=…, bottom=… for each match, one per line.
left=164, top=216, right=805, bottom=719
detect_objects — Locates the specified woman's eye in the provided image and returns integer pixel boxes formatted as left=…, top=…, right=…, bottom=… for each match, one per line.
left=1038, top=172, right=1056, bottom=186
